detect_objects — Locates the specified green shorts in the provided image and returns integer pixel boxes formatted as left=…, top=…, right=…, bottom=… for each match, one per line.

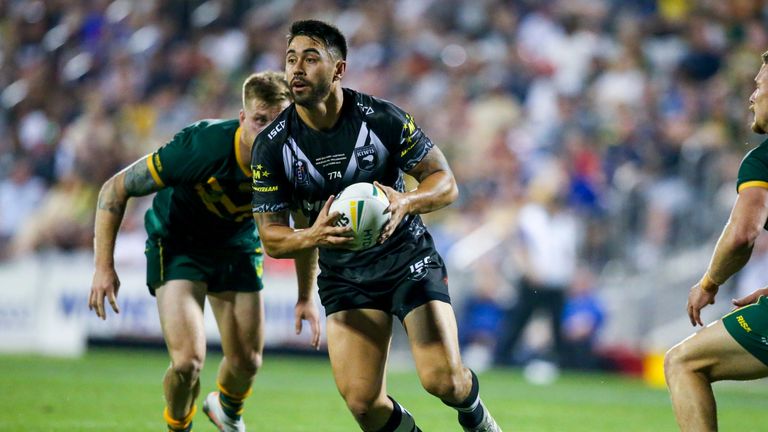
left=144, top=236, right=264, bottom=296
left=722, top=295, right=768, bottom=367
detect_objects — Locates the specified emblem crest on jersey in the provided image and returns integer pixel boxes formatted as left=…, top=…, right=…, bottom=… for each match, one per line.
left=294, top=159, right=309, bottom=185
left=354, top=145, right=377, bottom=171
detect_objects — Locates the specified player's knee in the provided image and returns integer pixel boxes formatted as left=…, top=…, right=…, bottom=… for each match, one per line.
left=419, top=366, right=464, bottom=399
left=340, top=386, right=383, bottom=421
left=345, top=400, right=374, bottom=421
left=664, top=343, right=695, bottom=379
left=229, top=351, right=263, bottom=377
left=170, top=355, right=204, bottom=384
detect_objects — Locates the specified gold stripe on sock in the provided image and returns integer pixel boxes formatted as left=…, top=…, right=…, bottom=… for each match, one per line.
left=164, top=405, right=197, bottom=429
left=217, top=381, right=253, bottom=400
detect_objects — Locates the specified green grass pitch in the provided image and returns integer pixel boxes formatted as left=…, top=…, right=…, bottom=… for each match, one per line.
left=1, top=348, right=767, bottom=431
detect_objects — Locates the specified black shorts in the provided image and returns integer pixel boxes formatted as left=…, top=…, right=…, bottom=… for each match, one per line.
left=317, top=232, right=451, bottom=321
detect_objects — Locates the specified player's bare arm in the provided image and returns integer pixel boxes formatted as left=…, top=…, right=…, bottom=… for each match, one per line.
left=291, top=210, right=322, bottom=349
left=253, top=200, right=353, bottom=259
left=375, top=147, right=458, bottom=242
left=688, top=186, right=768, bottom=326
left=90, top=155, right=164, bottom=320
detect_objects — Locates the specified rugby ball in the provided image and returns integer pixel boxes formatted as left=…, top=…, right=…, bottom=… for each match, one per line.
left=329, top=182, right=391, bottom=251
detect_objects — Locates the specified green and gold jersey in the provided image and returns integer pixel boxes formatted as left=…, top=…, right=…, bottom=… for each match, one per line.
left=145, top=119, right=259, bottom=251
left=737, top=138, right=768, bottom=194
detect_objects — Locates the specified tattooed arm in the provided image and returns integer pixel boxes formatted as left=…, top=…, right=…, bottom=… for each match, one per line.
left=375, top=146, right=458, bottom=243
left=89, top=155, right=163, bottom=320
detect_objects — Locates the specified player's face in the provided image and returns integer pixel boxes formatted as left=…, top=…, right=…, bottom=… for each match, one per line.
left=240, top=98, right=290, bottom=147
left=285, top=36, right=338, bottom=106
left=750, top=64, right=768, bottom=134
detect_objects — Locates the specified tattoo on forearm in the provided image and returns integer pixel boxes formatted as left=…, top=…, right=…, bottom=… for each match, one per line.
left=98, top=156, right=161, bottom=215
left=409, top=148, right=449, bottom=181
left=124, top=157, right=162, bottom=196
left=97, top=185, right=125, bottom=215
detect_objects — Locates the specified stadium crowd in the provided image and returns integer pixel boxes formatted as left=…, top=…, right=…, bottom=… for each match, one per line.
left=1, top=0, right=766, bottom=366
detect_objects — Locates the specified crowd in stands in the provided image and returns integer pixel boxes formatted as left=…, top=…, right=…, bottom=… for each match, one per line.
left=2, top=0, right=766, bottom=367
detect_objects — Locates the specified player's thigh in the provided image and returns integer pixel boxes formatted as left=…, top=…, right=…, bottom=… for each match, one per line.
left=403, top=300, right=463, bottom=377
left=208, top=290, right=264, bottom=356
left=670, top=320, right=768, bottom=381
left=327, top=308, right=393, bottom=399
left=156, top=279, right=208, bottom=359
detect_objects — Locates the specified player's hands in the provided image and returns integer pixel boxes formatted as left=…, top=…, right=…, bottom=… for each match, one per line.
left=311, top=196, right=354, bottom=249
left=374, top=181, right=409, bottom=243
left=294, top=298, right=321, bottom=349
left=732, top=287, right=768, bottom=309
left=687, top=282, right=717, bottom=327
left=89, top=267, right=121, bottom=320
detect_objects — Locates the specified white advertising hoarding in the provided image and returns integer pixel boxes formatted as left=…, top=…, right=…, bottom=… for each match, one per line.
left=0, top=251, right=325, bottom=356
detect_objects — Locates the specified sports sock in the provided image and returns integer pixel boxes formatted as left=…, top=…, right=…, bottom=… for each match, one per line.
left=443, top=369, right=485, bottom=428
left=218, top=382, right=253, bottom=420
left=376, top=396, right=421, bottom=432
left=164, top=405, right=196, bottom=431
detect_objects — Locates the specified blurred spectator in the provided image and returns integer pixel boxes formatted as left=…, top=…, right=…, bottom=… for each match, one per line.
left=459, top=261, right=506, bottom=372
left=10, top=173, right=97, bottom=255
left=560, top=266, right=606, bottom=370
left=494, top=160, right=582, bottom=366
left=0, top=156, right=46, bottom=258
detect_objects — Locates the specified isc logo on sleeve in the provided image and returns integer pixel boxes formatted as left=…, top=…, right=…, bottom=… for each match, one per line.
left=267, top=120, right=285, bottom=140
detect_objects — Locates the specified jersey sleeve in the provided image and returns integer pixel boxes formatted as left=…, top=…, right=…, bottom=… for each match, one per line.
left=737, top=143, right=768, bottom=193
left=251, top=133, right=293, bottom=213
left=147, top=123, right=223, bottom=187
left=378, top=102, right=434, bottom=172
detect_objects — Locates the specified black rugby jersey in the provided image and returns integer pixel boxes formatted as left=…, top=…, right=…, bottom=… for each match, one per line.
left=251, top=88, right=434, bottom=270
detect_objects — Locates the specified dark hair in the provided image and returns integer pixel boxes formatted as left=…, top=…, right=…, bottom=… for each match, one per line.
left=763, top=50, right=768, bottom=64
left=288, top=20, right=347, bottom=60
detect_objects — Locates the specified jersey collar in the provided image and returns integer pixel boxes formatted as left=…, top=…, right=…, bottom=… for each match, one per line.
left=234, top=126, right=251, bottom=177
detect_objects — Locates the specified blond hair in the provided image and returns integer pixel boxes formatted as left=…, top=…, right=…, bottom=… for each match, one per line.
left=242, top=71, right=291, bottom=107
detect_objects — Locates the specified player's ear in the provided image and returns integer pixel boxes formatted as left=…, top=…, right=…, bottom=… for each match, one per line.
left=333, top=60, right=346, bottom=82
left=238, top=109, right=246, bottom=125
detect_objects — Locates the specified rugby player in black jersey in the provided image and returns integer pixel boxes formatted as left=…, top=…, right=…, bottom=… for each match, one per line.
left=251, top=20, right=501, bottom=432
left=665, top=50, right=768, bottom=431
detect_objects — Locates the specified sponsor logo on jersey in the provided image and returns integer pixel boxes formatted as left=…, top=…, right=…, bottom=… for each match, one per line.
left=356, top=102, right=374, bottom=115
left=354, top=145, right=377, bottom=171
left=294, top=160, right=309, bottom=185
left=253, top=185, right=279, bottom=192
left=267, top=120, right=285, bottom=140
left=252, top=164, right=270, bottom=180
left=737, top=315, right=752, bottom=332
